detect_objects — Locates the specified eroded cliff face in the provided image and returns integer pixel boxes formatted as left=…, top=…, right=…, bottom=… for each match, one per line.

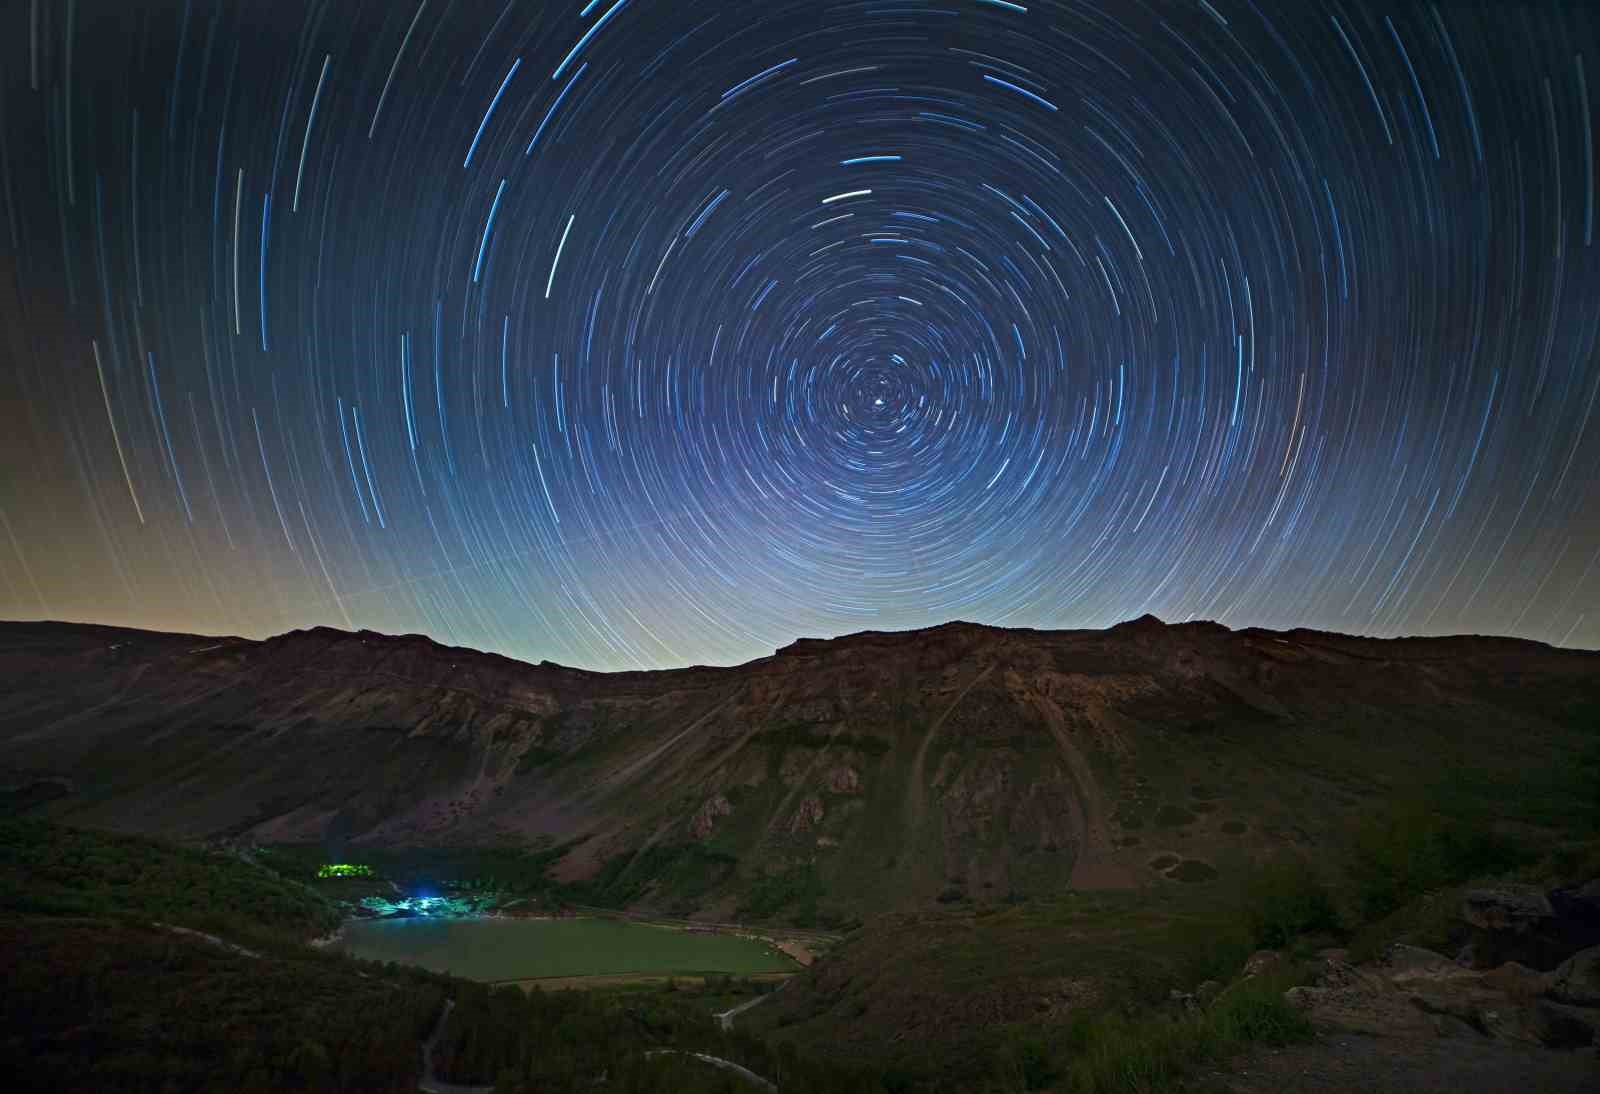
left=2, top=616, right=1596, bottom=916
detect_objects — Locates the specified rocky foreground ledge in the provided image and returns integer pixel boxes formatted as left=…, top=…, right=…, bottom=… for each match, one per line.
left=1283, top=878, right=1600, bottom=1052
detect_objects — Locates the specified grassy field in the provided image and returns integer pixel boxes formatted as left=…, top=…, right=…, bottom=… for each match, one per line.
left=338, top=915, right=799, bottom=980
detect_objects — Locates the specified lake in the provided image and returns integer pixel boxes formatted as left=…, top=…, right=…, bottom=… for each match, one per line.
left=336, top=916, right=797, bottom=981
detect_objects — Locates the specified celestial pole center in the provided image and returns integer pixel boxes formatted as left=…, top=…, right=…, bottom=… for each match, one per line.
left=0, top=1, right=1596, bottom=669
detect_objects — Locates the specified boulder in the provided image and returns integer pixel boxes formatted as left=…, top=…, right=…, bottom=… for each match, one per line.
left=1242, top=949, right=1281, bottom=978
left=1479, top=961, right=1555, bottom=1001
left=1461, top=884, right=1555, bottom=934
left=1550, top=877, right=1600, bottom=926
left=1404, top=982, right=1542, bottom=1046
left=1550, top=945, right=1600, bottom=1007
left=1284, top=958, right=1436, bottom=1038
left=1533, top=999, right=1599, bottom=1049
left=1382, top=943, right=1476, bottom=986
left=1460, top=884, right=1574, bottom=970
left=1474, top=1001, right=1547, bottom=1046
left=1370, top=946, right=1557, bottom=1046
left=1427, top=1012, right=1482, bottom=1038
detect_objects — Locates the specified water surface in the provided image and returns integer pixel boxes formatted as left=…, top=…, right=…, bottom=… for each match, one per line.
left=338, top=916, right=795, bottom=981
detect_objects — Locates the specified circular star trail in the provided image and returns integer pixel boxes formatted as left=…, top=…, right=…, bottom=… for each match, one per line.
left=0, top=1, right=1597, bottom=669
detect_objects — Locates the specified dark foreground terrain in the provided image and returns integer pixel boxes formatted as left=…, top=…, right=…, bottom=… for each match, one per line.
left=0, top=819, right=882, bottom=1093
left=3, top=617, right=1599, bottom=1091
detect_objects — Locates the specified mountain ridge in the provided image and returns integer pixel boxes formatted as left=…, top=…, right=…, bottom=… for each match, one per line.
left=4, top=611, right=1586, bottom=677
left=2, top=615, right=1595, bottom=921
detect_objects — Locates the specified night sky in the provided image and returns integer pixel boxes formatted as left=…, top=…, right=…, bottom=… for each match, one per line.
left=1, top=1, right=1597, bottom=671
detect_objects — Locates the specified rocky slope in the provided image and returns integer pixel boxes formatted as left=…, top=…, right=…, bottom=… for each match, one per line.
left=1, top=616, right=1596, bottom=919
left=1215, top=880, right=1600, bottom=1093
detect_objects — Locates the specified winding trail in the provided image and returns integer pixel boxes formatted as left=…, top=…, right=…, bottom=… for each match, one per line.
left=715, top=977, right=791, bottom=1031
left=146, top=914, right=777, bottom=1092
left=155, top=922, right=263, bottom=959
left=644, top=1050, right=778, bottom=1093
left=418, top=999, right=494, bottom=1094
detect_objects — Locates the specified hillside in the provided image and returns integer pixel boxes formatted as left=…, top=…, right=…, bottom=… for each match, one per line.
left=0, top=820, right=883, bottom=1093
left=2, top=616, right=1596, bottom=924
left=0, top=817, right=340, bottom=941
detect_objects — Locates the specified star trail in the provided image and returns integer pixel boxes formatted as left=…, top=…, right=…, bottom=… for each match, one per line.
left=0, top=1, right=1597, bottom=670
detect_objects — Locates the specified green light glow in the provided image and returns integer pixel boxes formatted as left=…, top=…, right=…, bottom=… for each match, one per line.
left=317, top=863, right=374, bottom=878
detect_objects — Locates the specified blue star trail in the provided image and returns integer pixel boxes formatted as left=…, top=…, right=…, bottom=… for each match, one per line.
left=0, top=2, right=1597, bottom=670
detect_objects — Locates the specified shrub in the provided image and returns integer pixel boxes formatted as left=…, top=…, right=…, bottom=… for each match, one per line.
left=1060, top=971, right=1311, bottom=1094
left=1164, top=914, right=1253, bottom=987
left=987, top=1031, right=1058, bottom=1090
left=1545, top=837, right=1600, bottom=886
left=1169, top=860, right=1218, bottom=883
left=1344, top=886, right=1464, bottom=965
left=1207, top=974, right=1313, bottom=1045
left=1347, top=799, right=1529, bottom=921
left=1243, top=858, right=1339, bottom=948
left=1154, top=805, right=1195, bottom=828
left=736, top=864, right=823, bottom=921
left=515, top=746, right=563, bottom=773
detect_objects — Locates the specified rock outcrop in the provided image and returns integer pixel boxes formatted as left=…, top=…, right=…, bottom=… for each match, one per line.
left=1287, top=882, right=1600, bottom=1054
left=1551, top=945, right=1600, bottom=1008
left=690, top=794, right=732, bottom=839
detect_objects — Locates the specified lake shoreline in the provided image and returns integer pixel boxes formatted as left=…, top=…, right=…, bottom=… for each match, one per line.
left=332, top=913, right=801, bottom=983
left=485, top=970, right=796, bottom=991
left=321, top=904, right=830, bottom=967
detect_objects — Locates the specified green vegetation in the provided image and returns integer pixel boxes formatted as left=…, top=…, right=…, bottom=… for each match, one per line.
left=737, top=863, right=825, bottom=923
left=1152, top=805, right=1195, bottom=828
left=434, top=981, right=885, bottom=1092
left=1, top=911, right=865, bottom=1094
left=750, top=873, right=1324, bottom=1091
left=7, top=683, right=1596, bottom=1091
left=1057, top=970, right=1312, bottom=1094
left=754, top=742, right=1600, bottom=1092
left=1345, top=794, right=1533, bottom=921
left=0, top=821, right=882, bottom=1094
left=753, top=723, right=892, bottom=757
left=516, top=745, right=565, bottom=772
left=3, top=917, right=446, bottom=1093
left=1166, top=859, right=1217, bottom=883
left=750, top=882, right=1264, bottom=1089
left=578, top=842, right=740, bottom=910
left=0, top=818, right=339, bottom=943
left=261, top=840, right=571, bottom=901
left=1242, top=858, right=1338, bottom=948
